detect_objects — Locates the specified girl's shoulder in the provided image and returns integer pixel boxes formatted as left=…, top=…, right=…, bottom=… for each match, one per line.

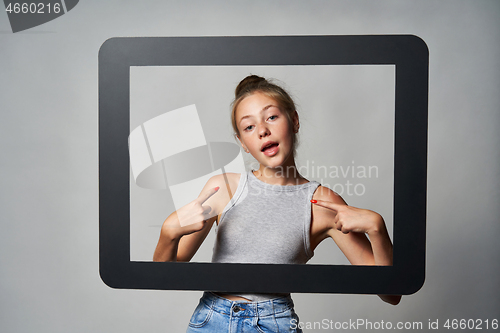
left=209, top=172, right=243, bottom=192
left=204, top=172, right=244, bottom=216
left=311, top=185, right=347, bottom=226
left=312, top=185, right=344, bottom=202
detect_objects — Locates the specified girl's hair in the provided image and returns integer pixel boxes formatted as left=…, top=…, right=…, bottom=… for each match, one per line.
left=231, top=75, right=299, bottom=154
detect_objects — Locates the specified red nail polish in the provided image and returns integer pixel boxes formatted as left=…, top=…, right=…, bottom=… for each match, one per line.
left=310, top=200, right=317, bottom=203
left=215, top=186, right=220, bottom=191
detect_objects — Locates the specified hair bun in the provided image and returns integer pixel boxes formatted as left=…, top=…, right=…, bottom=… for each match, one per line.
left=235, top=75, right=267, bottom=97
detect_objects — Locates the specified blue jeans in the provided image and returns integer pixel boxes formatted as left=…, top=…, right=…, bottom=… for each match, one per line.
left=186, top=292, right=302, bottom=333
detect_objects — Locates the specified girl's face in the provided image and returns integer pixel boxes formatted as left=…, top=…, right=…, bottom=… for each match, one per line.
left=235, top=92, right=298, bottom=169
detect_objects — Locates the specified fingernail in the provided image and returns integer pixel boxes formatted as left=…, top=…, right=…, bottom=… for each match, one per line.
left=215, top=186, right=220, bottom=191
left=310, top=200, right=317, bottom=203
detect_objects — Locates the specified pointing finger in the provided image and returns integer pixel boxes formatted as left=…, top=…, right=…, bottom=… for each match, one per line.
left=197, top=186, right=220, bottom=205
left=310, top=199, right=345, bottom=212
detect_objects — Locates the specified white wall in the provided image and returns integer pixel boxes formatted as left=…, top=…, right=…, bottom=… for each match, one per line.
left=1, top=1, right=499, bottom=332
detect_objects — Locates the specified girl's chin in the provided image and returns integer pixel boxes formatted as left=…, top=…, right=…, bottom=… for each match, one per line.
left=261, top=155, right=295, bottom=168
left=255, top=148, right=293, bottom=169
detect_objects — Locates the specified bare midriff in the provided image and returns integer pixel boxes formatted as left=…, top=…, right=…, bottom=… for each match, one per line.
left=214, top=292, right=252, bottom=302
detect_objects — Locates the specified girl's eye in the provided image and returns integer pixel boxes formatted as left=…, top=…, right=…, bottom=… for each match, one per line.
left=244, top=125, right=254, bottom=131
left=268, top=115, right=277, bottom=121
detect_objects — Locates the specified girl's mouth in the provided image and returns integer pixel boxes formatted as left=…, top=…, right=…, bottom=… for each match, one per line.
left=262, top=143, right=279, bottom=156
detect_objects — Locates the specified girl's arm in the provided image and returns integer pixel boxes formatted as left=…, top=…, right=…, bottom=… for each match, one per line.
left=153, top=212, right=217, bottom=262
left=153, top=175, right=227, bottom=262
left=311, top=186, right=402, bottom=305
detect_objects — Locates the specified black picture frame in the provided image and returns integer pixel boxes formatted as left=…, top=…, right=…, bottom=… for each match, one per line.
left=99, top=35, right=428, bottom=295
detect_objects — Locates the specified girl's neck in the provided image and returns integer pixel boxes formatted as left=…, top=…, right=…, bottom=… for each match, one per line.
left=253, top=158, right=308, bottom=186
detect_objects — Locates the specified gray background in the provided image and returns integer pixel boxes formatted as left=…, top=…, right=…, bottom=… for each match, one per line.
left=1, top=1, right=498, bottom=332
left=130, top=65, right=395, bottom=263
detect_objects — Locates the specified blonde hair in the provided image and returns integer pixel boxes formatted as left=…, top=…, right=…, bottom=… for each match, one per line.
left=231, top=75, right=299, bottom=154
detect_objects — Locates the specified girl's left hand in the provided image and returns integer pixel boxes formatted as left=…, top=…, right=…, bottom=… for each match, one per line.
left=311, top=200, right=383, bottom=235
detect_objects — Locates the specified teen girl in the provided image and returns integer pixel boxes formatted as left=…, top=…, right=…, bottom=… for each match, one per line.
left=153, top=75, right=401, bottom=332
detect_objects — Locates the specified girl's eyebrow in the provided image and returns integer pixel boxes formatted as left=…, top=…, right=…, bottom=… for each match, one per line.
left=239, top=104, right=278, bottom=123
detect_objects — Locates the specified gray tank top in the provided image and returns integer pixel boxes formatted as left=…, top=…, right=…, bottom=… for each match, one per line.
left=211, top=170, right=320, bottom=301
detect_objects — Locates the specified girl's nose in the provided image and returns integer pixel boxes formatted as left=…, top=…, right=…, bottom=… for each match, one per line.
left=258, top=124, right=270, bottom=138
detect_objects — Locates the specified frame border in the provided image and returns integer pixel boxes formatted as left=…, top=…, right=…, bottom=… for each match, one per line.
left=99, top=35, right=428, bottom=294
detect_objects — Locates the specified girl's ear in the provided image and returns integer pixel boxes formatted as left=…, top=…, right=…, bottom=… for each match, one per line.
left=236, top=135, right=250, bottom=153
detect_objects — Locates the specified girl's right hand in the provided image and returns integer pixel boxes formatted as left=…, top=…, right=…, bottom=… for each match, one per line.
left=161, top=186, right=220, bottom=240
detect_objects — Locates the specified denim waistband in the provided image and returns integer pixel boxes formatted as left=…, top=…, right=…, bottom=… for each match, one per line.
left=201, top=292, right=295, bottom=318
